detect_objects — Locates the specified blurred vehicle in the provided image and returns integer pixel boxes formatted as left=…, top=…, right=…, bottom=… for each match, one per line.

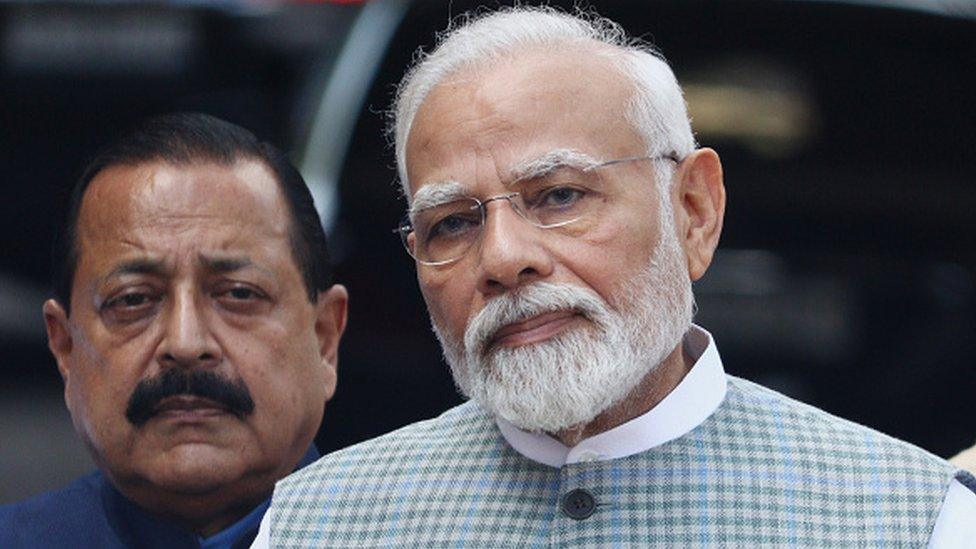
left=1, top=0, right=974, bottom=502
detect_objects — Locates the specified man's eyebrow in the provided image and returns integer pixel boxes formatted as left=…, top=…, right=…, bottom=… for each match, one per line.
left=408, top=149, right=601, bottom=211
left=198, top=254, right=253, bottom=273
left=410, top=180, right=467, bottom=215
left=508, top=149, right=601, bottom=185
left=103, top=258, right=168, bottom=281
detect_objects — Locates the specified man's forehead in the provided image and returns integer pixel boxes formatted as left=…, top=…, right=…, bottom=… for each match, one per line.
left=405, top=47, right=640, bottom=199
left=78, top=159, right=289, bottom=238
left=74, top=159, right=295, bottom=281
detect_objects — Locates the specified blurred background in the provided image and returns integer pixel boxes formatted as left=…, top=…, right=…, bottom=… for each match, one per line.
left=2, top=0, right=975, bottom=503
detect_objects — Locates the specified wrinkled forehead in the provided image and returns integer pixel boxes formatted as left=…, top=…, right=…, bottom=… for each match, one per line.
left=404, top=47, right=643, bottom=201
left=77, top=159, right=290, bottom=243
left=71, top=160, right=297, bottom=290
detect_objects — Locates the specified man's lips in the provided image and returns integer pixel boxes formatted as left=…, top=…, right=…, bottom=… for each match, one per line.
left=151, top=396, right=232, bottom=420
left=489, top=310, right=583, bottom=349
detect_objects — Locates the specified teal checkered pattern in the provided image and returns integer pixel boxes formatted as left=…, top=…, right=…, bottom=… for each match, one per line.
left=268, top=376, right=954, bottom=547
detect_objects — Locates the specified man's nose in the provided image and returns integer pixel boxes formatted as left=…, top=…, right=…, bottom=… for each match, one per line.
left=156, top=288, right=221, bottom=369
left=475, top=200, right=554, bottom=295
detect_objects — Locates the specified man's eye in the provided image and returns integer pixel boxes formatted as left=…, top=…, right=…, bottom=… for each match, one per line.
left=228, top=287, right=257, bottom=300
left=214, top=284, right=269, bottom=315
left=101, top=291, right=159, bottom=323
left=106, top=293, right=152, bottom=309
left=536, top=186, right=585, bottom=209
left=219, top=286, right=263, bottom=301
left=427, top=214, right=479, bottom=240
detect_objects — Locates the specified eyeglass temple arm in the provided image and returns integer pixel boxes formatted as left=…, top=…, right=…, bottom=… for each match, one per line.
left=589, top=152, right=681, bottom=170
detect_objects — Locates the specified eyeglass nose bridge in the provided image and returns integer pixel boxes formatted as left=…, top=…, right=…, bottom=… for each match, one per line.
left=477, top=191, right=529, bottom=225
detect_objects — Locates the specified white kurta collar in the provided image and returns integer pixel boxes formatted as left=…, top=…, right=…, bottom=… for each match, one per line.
left=496, top=324, right=727, bottom=468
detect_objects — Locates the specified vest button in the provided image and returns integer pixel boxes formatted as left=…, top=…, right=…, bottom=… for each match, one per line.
left=561, top=488, right=596, bottom=520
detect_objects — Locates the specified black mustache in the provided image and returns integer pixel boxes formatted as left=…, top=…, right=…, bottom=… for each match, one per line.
left=125, top=368, right=255, bottom=427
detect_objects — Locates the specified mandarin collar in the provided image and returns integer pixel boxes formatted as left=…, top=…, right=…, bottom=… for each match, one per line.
left=496, top=325, right=727, bottom=467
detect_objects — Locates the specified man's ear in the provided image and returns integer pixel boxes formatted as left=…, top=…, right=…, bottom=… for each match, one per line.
left=314, top=284, right=349, bottom=401
left=673, top=148, right=726, bottom=281
left=43, top=299, right=74, bottom=405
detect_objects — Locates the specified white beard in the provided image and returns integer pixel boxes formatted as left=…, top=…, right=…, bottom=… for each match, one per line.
left=431, top=209, right=694, bottom=434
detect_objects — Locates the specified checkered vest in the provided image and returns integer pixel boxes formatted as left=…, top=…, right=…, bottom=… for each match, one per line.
left=268, top=376, right=954, bottom=547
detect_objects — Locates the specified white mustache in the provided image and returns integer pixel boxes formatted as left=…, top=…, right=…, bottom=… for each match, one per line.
left=463, top=282, right=610, bottom=359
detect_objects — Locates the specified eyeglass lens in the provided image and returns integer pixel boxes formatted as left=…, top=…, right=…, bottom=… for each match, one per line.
left=399, top=154, right=674, bottom=265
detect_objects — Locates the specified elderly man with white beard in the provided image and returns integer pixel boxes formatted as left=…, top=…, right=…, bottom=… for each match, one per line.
left=256, top=6, right=976, bottom=547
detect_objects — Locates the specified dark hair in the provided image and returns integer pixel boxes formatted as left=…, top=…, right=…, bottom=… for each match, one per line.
left=53, top=112, right=333, bottom=314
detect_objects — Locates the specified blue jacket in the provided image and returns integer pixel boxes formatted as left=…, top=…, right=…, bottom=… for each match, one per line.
left=0, top=446, right=319, bottom=549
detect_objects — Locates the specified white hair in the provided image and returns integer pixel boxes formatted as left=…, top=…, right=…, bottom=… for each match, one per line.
left=391, top=5, right=697, bottom=197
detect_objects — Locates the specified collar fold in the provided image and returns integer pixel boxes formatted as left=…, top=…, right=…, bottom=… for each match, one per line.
left=496, top=325, right=727, bottom=467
